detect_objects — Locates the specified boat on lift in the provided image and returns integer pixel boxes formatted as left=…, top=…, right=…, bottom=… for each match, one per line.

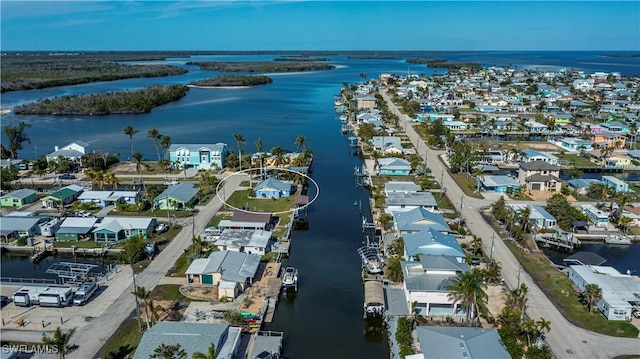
left=281, top=267, right=298, bottom=291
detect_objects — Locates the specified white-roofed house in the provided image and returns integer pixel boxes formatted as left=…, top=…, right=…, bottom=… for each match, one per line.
left=371, top=136, right=404, bottom=155
left=92, top=217, right=156, bottom=242
left=509, top=204, right=557, bottom=229
left=377, top=158, right=411, bottom=176
left=56, top=217, right=99, bottom=241
left=384, top=181, right=421, bottom=196
left=211, top=229, right=273, bottom=255
left=78, top=190, right=139, bottom=207
left=46, top=140, right=89, bottom=162
left=413, top=326, right=510, bottom=359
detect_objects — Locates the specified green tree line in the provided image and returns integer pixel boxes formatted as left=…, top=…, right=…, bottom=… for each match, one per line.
left=189, top=75, right=273, bottom=87
left=14, top=85, right=188, bottom=115
left=186, top=61, right=335, bottom=72
left=405, top=58, right=481, bottom=72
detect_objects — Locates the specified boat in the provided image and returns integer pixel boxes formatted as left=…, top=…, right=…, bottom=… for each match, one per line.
left=357, top=246, right=384, bottom=274
left=281, top=267, right=298, bottom=291
left=339, top=114, right=348, bottom=123
left=604, top=234, right=631, bottom=245
left=144, top=242, right=157, bottom=260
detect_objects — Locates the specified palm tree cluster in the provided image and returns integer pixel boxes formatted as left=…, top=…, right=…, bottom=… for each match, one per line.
left=446, top=267, right=488, bottom=323
left=42, top=327, right=76, bottom=359
left=490, top=197, right=530, bottom=244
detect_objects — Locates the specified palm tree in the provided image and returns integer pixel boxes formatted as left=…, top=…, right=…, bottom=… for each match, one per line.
left=505, top=283, right=529, bottom=314
left=536, top=317, right=551, bottom=335
left=192, top=343, right=216, bottom=359
left=469, top=235, right=483, bottom=256
left=233, top=133, right=246, bottom=171
left=255, top=138, right=264, bottom=180
left=123, top=125, right=139, bottom=160
left=132, top=152, right=144, bottom=190
left=271, top=146, right=285, bottom=168
left=446, top=267, right=488, bottom=323
left=295, top=135, right=307, bottom=153
left=134, top=286, right=152, bottom=330
left=42, top=327, right=76, bottom=359
left=518, top=206, right=532, bottom=233
left=103, top=172, right=119, bottom=190
left=160, top=135, right=172, bottom=160
left=147, top=128, right=163, bottom=163
left=584, top=283, right=602, bottom=312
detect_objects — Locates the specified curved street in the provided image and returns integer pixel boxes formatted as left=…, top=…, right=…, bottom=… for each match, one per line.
left=379, top=88, right=640, bottom=359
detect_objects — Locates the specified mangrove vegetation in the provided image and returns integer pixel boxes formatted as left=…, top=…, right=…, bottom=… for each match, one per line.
left=189, top=75, right=273, bottom=87
left=186, top=61, right=335, bottom=72
left=406, top=58, right=482, bottom=72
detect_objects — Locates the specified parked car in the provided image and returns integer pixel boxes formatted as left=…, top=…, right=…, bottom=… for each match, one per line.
left=155, top=223, right=168, bottom=234
left=59, top=174, right=76, bottom=180
left=471, top=257, right=481, bottom=266
left=77, top=210, right=92, bottom=218
left=0, top=295, right=9, bottom=308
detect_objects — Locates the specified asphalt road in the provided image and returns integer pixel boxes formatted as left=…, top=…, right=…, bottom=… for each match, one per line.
left=379, top=88, right=640, bottom=359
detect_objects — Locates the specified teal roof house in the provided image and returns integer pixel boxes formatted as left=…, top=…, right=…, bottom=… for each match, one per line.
left=377, top=158, right=411, bottom=176
left=403, top=228, right=465, bottom=260
left=169, top=143, right=227, bottom=170
left=153, top=182, right=198, bottom=210
left=0, top=189, right=40, bottom=207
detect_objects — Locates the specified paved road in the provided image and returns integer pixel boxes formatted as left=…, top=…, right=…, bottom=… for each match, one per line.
left=379, top=89, right=640, bottom=359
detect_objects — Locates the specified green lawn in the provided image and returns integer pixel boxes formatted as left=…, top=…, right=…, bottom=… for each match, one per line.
left=505, top=241, right=639, bottom=338
left=226, top=189, right=296, bottom=214
left=150, top=284, right=189, bottom=301
left=449, top=172, right=484, bottom=199
left=167, top=248, right=192, bottom=277
left=99, top=318, right=143, bottom=359
left=54, top=240, right=103, bottom=249
left=207, top=214, right=232, bottom=227
left=558, top=154, right=595, bottom=167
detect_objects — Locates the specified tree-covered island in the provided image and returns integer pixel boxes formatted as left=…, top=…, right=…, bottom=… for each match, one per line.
left=406, top=58, right=482, bottom=72
left=189, top=75, right=273, bottom=87
left=186, top=61, right=335, bottom=72
left=13, top=85, right=188, bottom=115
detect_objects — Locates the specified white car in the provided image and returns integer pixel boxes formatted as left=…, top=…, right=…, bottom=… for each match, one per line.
left=155, top=223, right=168, bottom=233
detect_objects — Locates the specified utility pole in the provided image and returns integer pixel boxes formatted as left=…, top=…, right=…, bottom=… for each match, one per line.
left=459, top=195, right=464, bottom=216
left=517, top=265, right=522, bottom=287
left=490, top=233, right=495, bottom=262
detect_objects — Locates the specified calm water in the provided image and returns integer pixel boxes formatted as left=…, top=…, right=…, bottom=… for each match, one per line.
left=543, top=242, right=640, bottom=275
left=2, top=51, right=639, bottom=358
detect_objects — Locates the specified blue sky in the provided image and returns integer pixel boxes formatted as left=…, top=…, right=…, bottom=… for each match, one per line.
left=1, top=1, right=639, bottom=51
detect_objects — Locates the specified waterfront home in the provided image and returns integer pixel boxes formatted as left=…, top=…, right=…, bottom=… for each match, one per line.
left=41, top=184, right=84, bottom=209
left=548, top=113, right=573, bottom=124
left=0, top=158, right=23, bottom=169
left=392, top=207, right=452, bottom=235
left=413, top=327, right=511, bottom=359
left=39, top=217, right=62, bottom=237
left=356, top=95, right=377, bottom=110
left=92, top=217, right=156, bottom=242
left=385, top=191, right=438, bottom=213
left=480, top=150, right=505, bottom=165
left=45, top=140, right=89, bottom=162
left=568, top=265, right=640, bottom=321
left=356, top=112, right=382, bottom=123
left=517, top=161, right=562, bottom=192
left=567, top=178, right=602, bottom=195
left=186, top=250, right=260, bottom=291
left=509, top=204, right=557, bottom=229
left=590, top=133, right=626, bottom=149
left=169, top=143, right=227, bottom=170
left=210, top=229, right=272, bottom=255
left=377, top=158, right=411, bottom=176
left=253, top=178, right=292, bottom=199
left=403, top=228, right=465, bottom=260
left=580, top=204, right=609, bottom=228
left=384, top=181, right=421, bottom=196
left=524, top=121, right=549, bottom=134
left=558, top=137, right=593, bottom=151
left=601, top=154, right=632, bottom=168
left=0, top=216, right=46, bottom=241
left=371, top=136, right=404, bottom=155
left=601, top=176, right=633, bottom=192
left=153, top=182, right=198, bottom=210
left=78, top=190, right=139, bottom=207
left=600, top=121, right=629, bottom=133
left=218, top=211, right=273, bottom=231
left=521, top=149, right=559, bottom=165
left=401, top=255, right=469, bottom=318
left=55, top=217, right=99, bottom=241
left=133, top=322, right=241, bottom=359
left=443, top=121, right=467, bottom=131
left=621, top=206, right=640, bottom=227
left=425, top=113, right=455, bottom=122
left=476, top=175, right=521, bottom=193
left=0, top=189, right=40, bottom=207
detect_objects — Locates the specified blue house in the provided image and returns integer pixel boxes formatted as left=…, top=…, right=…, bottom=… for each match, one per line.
left=92, top=217, right=156, bottom=242
left=377, top=158, right=411, bottom=176
left=476, top=175, right=521, bottom=193
left=153, top=182, right=199, bottom=210
left=392, top=207, right=452, bottom=235
left=169, top=143, right=227, bottom=170
left=403, top=227, right=465, bottom=260
left=254, top=178, right=292, bottom=199
left=559, top=137, right=593, bottom=151
left=601, top=176, right=633, bottom=193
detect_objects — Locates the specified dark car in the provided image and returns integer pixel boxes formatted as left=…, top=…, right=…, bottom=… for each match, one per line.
left=0, top=295, right=9, bottom=308
left=471, top=258, right=481, bottom=266
left=58, top=174, right=76, bottom=180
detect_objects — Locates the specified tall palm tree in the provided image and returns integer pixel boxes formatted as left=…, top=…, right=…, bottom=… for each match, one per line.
left=134, top=286, right=152, bottom=330
left=584, top=283, right=602, bottom=312
left=42, top=327, right=76, bottom=359
left=446, top=267, right=488, bottom=323
left=147, top=128, right=163, bottom=163
left=536, top=317, right=551, bottom=335
left=132, top=152, right=145, bottom=191
left=271, top=146, right=285, bottom=168
left=518, top=206, right=532, bottom=233
left=295, top=135, right=307, bottom=152
left=123, top=125, right=139, bottom=160
left=255, top=138, right=264, bottom=180
left=103, top=172, right=119, bottom=190
left=160, top=135, right=172, bottom=161
left=233, top=133, right=246, bottom=171
left=505, top=283, right=529, bottom=314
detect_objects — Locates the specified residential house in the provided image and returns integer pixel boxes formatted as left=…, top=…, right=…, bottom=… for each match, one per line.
left=0, top=216, right=46, bottom=241
left=476, top=175, right=521, bottom=193
left=78, top=190, right=139, bottom=207
left=169, top=143, right=227, bottom=170
left=41, top=185, right=84, bottom=209
left=524, top=121, right=549, bottom=134
left=0, top=189, right=40, bottom=207
left=567, top=178, right=601, bottom=195
left=601, top=176, right=633, bottom=193
left=600, top=121, right=629, bottom=133
left=443, top=121, right=467, bottom=131
left=253, top=178, right=292, bottom=199
left=133, top=322, right=241, bottom=359
left=153, top=182, right=198, bottom=210
left=371, top=136, right=404, bottom=155
left=402, top=255, right=469, bottom=318
left=356, top=95, right=377, bottom=110
left=377, top=158, right=411, bottom=176
left=56, top=217, right=99, bottom=241
left=218, top=211, right=274, bottom=231
left=45, top=140, right=89, bottom=162
left=356, top=112, right=382, bottom=123
left=621, top=206, right=640, bottom=227
left=92, top=217, right=156, bottom=242
left=211, top=229, right=272, bottom=255
left=509, top=204, right=557, bottom=229
left=518, top=161, right=562, bottom=192
left=384, top=181, right=421, bottom=196
left=521, top=149, right=559, bottom=165
left=559, top=137, right=593, bottom=151
left=403, top=228, right=465, bottom=260
left=568, top=265, right=640, bottom=321
left=548, top=113, right=573, bottom=124
left=590, top=133, right=626, bottom=149
left=39, top=217, right=63, bottom=237
left=385, top=191, right=438, bottom=213
left=412, top=327, right=511, bottom=359
left=186, top=250, right=260, bottom=292
left=604, top=155, right=632, bottom=168
left=393, top=207, right=452, bottom=235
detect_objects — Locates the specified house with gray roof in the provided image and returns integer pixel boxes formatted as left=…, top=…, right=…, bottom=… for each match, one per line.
left=169, top=143, right=227, bottom=170
left=521, top=149, right=559, bottom=165
left=153, top=182, right=198, bottom=210
left=392, top=207, right=452, bottom=235
left=414, top=326, right=510, bottom=359
left=46, top=140, right=89, bottom=162
left=567, top=178, right=601, bottom=195
left=403, top=228, right=465, bottom=260
left=186, top=250, right=260, bottom=291
left=372, top=136, right=404, bottom=155
left=56, top=217, right=99, bottom=241
left=385, top=191, right=438, bottom=213
left=0, top=216, right=47, bottom=241
left=253, top=178, right=292, bottom=199
left=517, top=160, right=562, bottom=192
left=377, top=158, right=411, bottom=176
left=78, top=190, right=139, bottom=207
left=211, top=229, right=272, bottom=255
left=92, top=217, right=156, bottom=242
left=133, top=322, right=241, bottom=359
left=384, top=181, right=421, bottom=196
left=476, top=175, right=521, bottom=193
left=509, top=204, right=557, bottom=229
left=0, top=189, right=40, bottom=207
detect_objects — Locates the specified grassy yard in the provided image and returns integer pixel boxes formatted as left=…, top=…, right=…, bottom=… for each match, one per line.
left=109, top=208, right=194, bottom=218
left=150, top=284, right=188, bottom=301
left=558, top=153, right=595, bottom=167
left=226, top=189, right=296, bottom=214
left=99, top=318, right=143, bottom=359
left=449, top=172, right=484, bottom=199
left=505, top=241, right=639, bottom=338
left=167, top=247, right=193, bottom=277
left=54, top=240, right=103, bottom=249
left=207, top=214, right=232, bottom=227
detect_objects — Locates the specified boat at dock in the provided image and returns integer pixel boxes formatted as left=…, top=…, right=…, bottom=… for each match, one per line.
left=604, top=234, right=632, bottom=245
left=31, top=250, right=50, bottom=264
left=281, top=267, right=298, bottom=291
left=357, top=246, right=384, bottom=274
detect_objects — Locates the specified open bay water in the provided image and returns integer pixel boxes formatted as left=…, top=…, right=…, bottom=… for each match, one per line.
left=1, top=51, right=639, bottom=357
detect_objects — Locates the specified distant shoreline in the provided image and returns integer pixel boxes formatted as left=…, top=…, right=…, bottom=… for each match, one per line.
left=187, top=84, right=250, bottom=89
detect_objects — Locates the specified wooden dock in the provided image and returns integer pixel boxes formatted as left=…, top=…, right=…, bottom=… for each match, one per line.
left=534, top=233, right=581, bottom=250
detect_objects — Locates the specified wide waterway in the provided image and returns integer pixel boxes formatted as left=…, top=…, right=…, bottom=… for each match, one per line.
left=1, top=52, right=639, bottom=357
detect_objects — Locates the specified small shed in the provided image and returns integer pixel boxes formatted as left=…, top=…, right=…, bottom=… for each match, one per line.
left=219, top=281, right=241, bottom=300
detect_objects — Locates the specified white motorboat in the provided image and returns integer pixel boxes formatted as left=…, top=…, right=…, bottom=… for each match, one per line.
left=282, top=267, right=298, bottom=290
